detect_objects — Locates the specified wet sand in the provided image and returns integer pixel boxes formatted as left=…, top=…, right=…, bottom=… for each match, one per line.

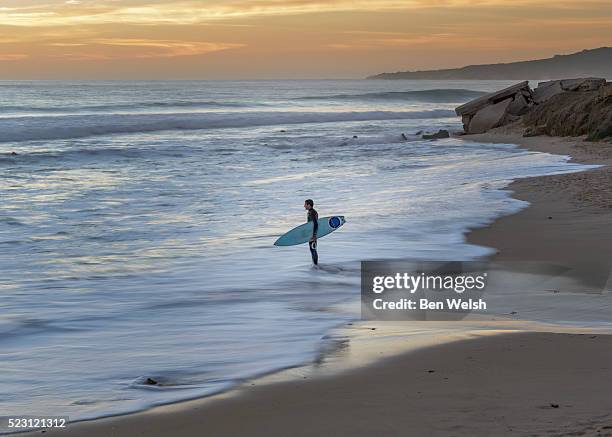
left=26, top=332, right=612, bottom=437
left=467, top=130, right=612, bottom=286
left=25, top=131, right=612, bottom=437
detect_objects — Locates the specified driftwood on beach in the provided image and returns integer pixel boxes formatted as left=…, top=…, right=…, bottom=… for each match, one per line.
left=455, top=78, right=612, bottom=140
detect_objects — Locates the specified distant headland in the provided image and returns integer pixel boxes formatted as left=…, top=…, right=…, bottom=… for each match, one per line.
left=367, top=47, right=612, bottom=80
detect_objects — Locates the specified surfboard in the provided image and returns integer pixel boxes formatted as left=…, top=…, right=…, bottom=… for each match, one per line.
left=274, top=216, right=346, bottom=246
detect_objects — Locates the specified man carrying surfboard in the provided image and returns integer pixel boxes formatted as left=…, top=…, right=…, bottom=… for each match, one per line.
left=304, top=199, right=318, bottom=265
left=273, top=203, right=344, bottom=259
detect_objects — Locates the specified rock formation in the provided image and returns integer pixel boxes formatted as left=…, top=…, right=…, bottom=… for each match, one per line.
left=524, top=82, right=612, bottom=141
left=455, top=78, right=612, bottom=141
left=533, top=78, right=607, bottom=103
left=455, top=81, right=533, bottom=134
left=422, top=129, right=450, bottom=140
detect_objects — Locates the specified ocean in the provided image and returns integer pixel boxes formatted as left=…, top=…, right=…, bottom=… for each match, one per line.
left=0, top=80, right=590, bottom=422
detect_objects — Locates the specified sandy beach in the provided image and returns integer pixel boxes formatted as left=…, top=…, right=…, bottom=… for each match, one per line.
left=468, top=129, right=612, bottom=275
left=20, top=130, right=612, bottom=437
left=23, top=332, right=612, bottom=437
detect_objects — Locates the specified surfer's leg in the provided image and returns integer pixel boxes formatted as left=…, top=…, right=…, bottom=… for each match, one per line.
left=309, top=241, right=318, bottom=265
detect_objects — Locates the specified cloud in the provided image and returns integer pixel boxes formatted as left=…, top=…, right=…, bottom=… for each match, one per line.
left=2, top=0, right=609, bottom=27
left=40, top=38, right=245, bottom=60
left=46, top=42, right=87, bottom=46
left=0, top=53, right=29, bottom=60
left=92, top=38, right=245, bottom=57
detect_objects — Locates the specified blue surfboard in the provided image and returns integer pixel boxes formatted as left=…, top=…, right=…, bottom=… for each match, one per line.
left=274, top=216, right=346, bottom=246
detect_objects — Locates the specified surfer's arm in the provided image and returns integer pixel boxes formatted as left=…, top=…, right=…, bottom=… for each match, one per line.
left=311, top=212, right=318, bottom=240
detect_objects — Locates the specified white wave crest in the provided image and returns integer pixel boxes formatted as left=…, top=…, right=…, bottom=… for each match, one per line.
left=0, top=110, right=456, bottom=143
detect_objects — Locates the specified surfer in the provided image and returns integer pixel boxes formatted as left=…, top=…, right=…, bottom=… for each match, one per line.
left=304, top=199, right=318, bottom=265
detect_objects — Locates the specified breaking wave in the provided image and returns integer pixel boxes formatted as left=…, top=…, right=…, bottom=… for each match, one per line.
left=0, top=100, right=255, bottom=114
left=0, top=110, right=456, bottom=142
left=296, top=89, right=487, bottom=103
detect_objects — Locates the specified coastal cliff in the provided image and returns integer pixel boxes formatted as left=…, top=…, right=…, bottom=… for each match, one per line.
left=368, top=47, right=612, bottom=80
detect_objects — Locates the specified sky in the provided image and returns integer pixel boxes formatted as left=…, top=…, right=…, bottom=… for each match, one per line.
left=0, top=0, right=611, bottom=79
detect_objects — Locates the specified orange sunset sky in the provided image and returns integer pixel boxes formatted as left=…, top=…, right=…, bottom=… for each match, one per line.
left=0, top=0, right=611, bottom=79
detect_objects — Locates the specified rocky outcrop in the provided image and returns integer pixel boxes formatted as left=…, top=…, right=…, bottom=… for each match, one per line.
left=455, top=78, right=612, bottom=141
left=508, top=93, right=531, bottom=116
left=467, top=98, right=513, bottom=134
left=523, top=125, right=548, bottom=138
left=523, top=83, right=612, bottom=141
left=533, top=78, right=607, bottom=103
left=422, top=129, right=450, bottom=140
left=455, top=81, right=533, bottom=134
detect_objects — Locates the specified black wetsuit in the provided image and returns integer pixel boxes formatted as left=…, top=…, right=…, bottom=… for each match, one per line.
left=307, top=208, right=319, bottom=265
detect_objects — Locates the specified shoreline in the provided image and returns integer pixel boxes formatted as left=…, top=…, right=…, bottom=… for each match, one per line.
left=465, top=129, right=612, bottom=292
left=22, top=131, right=612, bottom=436
left=23, top=330, right=612, bottom=437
